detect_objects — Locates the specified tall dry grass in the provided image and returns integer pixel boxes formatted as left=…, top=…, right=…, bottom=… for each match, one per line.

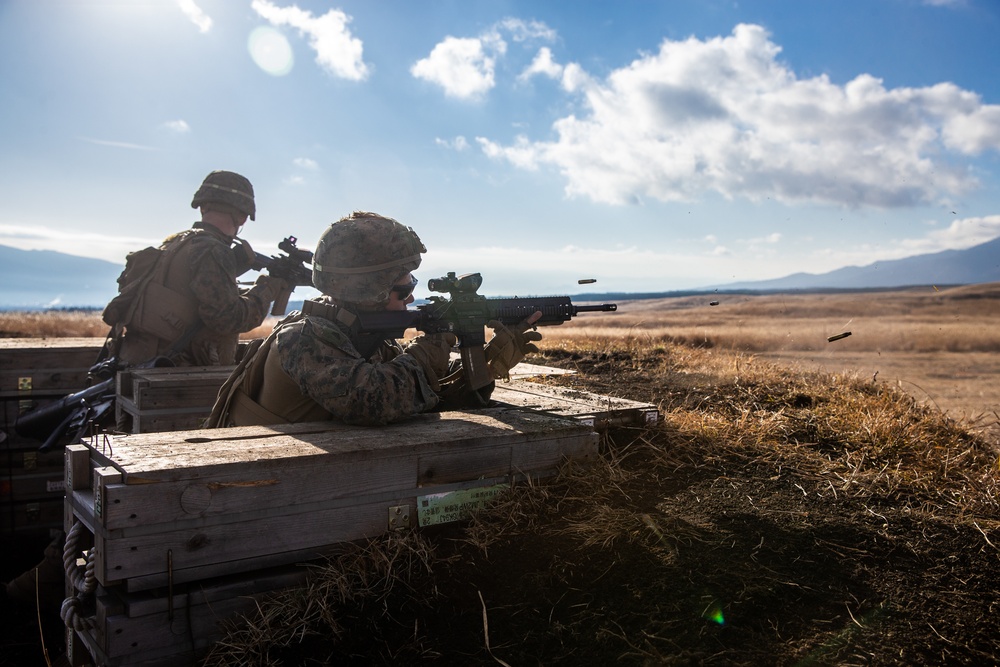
left=2, top=283, right=997, bottom=356
left=202, top=332, right=1000, bottom=665
left=553, top=284, right=1000, bottom=353
left=0, top=311, right=280, bottom=340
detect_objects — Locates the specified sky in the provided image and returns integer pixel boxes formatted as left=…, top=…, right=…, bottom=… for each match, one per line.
left=1, top=0, right=999, bottom=299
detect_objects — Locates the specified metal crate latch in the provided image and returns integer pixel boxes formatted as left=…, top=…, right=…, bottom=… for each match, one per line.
left=388, top=505, right=411, bottom=531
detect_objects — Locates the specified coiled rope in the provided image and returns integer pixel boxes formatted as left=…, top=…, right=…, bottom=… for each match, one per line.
left=60, top=520, right=96, bottom=631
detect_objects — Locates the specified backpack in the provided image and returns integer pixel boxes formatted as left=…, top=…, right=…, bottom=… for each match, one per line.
left=101, top=245, right=166, bottom=327
left=101, top=230, right=201, bottom=335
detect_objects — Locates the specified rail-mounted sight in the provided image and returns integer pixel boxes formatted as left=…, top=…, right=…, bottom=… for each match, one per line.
left=427, top=272, right=484, bottom=297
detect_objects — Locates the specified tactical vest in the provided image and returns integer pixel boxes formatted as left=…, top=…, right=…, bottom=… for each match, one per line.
left=206, top=300, right=400, bottom=427
left=106, top=229, right=240, bottom=366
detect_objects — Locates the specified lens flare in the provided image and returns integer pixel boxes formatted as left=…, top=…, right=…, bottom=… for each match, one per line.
left=704, top=603, right=725, bottom=625
left=248, top=26, right=293, bottom=76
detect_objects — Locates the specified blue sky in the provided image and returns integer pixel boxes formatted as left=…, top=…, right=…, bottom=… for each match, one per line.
left=1, top=0, right=999, bottom=298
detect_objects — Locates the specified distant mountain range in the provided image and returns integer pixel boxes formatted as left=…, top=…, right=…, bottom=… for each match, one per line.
left=579, top=235, right=1000, bottom=301
left=710, top=235, right=1000, bottom=291
left=1, top=236, right=999, bottom=309
left=0, top=246, right=123, bottom=309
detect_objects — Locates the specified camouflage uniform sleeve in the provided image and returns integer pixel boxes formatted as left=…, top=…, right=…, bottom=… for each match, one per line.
left=275, top=315, right=440, bottom=425
left=187, top=238, right=273, bottom=334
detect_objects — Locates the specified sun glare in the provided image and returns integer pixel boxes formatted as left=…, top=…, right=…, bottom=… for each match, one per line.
left=248, top=26, right=293, bottom=76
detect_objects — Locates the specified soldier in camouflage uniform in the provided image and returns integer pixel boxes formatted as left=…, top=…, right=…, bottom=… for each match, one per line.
left=207, top=211, right=542, bottom=427
left=2, top=171, right=291, bottom=616
left=108, top=170, right=287, bottom=367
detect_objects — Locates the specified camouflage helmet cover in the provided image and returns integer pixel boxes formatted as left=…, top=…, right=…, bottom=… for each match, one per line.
left=190, top=170, right=256, bottom=220
left=312, top=211, right=425, bottom=306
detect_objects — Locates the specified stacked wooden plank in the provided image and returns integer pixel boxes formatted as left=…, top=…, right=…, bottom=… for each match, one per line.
left=115, top=366, right=234, bottom=433
left=0, top=337, right=105, bottom=536
left=492, top=379, right=660, bottom=429
left=63, top=409, right=599, bottom=665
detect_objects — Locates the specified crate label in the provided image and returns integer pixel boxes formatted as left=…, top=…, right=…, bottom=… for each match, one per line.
left=46, top=479, right=66, bottom=493
left=417, top=484, right=507, bottom=527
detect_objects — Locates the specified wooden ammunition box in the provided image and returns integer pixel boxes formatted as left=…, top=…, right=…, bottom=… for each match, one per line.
left=492, top=380, right=660, bottom=429
left=66, top=409, right=598, bottom=592
left=73, top=565, right=309, bottom=666
left=1, top=338, right=105, bottom=536
left=0, top=337, right=105, bottom=399
left=63, top=409, right=598, bottom=665
left=115, top=366, right=235, bottom=433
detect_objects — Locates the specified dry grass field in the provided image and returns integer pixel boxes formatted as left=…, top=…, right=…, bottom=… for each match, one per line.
left=2, top=284, right=998, bottom=665
left=2, top=283, right=998, bottom=437
left=550, top=282, right=1000, bottom=444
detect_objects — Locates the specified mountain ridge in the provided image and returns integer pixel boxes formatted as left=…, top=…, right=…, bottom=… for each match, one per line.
left=1, top=236, right=998, bottom=308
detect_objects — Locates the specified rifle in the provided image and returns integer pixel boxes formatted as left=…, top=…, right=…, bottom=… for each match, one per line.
left=14, top=356, right=174, bottom=452
left=252, top=236, right=314, bottom=316
left=347, top=272, right=617, bottom=393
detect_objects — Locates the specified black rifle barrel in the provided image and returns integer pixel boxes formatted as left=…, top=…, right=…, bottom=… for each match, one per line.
left=484, top=297, right=617, bottom=325
left=572, top=304, right=618, bottom=313
left=14, top=377, right=115, bottom=441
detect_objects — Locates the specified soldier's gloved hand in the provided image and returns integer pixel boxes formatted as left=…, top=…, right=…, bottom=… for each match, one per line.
left=485, top=312, right=543, bottom=380
left=405, top=333, right=458, bottom=391
left=252, top=274, right=290, bottom=302
left=231, top=238, right=256, bottom=275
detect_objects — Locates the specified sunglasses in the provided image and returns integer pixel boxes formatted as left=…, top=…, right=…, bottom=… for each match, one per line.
left=390, top=276, right=418, bottom=300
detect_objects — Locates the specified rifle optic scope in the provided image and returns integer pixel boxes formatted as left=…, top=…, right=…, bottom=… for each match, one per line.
left=427, top=272, right=483, bottom=295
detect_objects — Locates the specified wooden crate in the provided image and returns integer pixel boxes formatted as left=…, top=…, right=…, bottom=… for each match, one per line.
left=0, top=497, right=64, bottom=535
left=1, top=337, right=105, bottom=443
left=492, top=380, right=660, bottom=429
left=111, top=363, right=655, bottom=436
left=115, top=366, right=235, bottom=433
left=0, top=337, right=105, bottom=398
left=62, top=409, right=596, bottom=666
left=70, top=565, right=309, bottom=666
left=1, top=338, right=104, bottom=536
left=65, top=409, right=597, bottom=592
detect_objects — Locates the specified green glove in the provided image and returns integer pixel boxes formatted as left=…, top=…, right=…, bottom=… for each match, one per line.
left=485, top=319, right=542, bottom=380
left=405, top=333, right=458, bottom=391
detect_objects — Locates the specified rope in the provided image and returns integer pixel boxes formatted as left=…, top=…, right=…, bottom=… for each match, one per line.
left=60, top=596, right=94, bottom=632
left=61, top=520, right=97, bottom=632
left=63, top=520, right=97, bottom=594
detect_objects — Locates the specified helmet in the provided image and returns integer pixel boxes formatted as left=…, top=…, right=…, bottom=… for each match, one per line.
left=312, top=211, right=426, bottom=306
left=190, top=170, right=256, bottom=220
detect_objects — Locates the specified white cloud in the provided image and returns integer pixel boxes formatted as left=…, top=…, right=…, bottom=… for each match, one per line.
left=478, top=23, right=1000, bottom=209
left=177, top=0, right=212, bottom=33
left=436, top=136, right=471, bottom=151
left=412, top=18, right=556, bottom=100
left=897, top=215, right=1000, bottom=255
left=519, top=47, right=563, bottom=82
left=79, top=137, right=156, bottom=151
left=293, top=157, right=319, bottom=169
left=941, top=101, right=1000, bottom=154
left=251, top=0, right=369, bottom=80
left=162, top=119, right=190, bottom=133
left=498, top=18, right=558, bottom=43
left=411, top=36, right=500, bottom=100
